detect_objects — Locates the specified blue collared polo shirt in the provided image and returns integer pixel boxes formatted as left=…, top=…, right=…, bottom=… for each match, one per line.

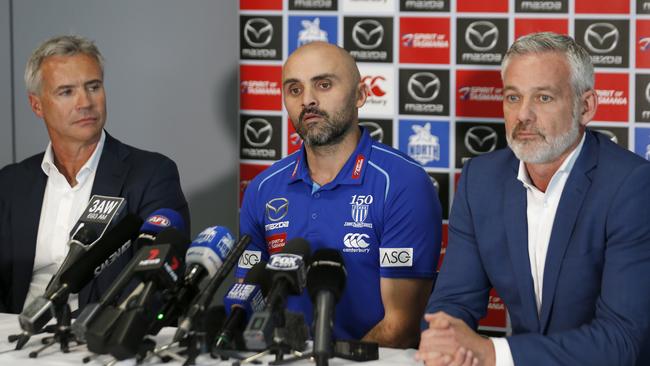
left=237, top=127, right=442, bottom=340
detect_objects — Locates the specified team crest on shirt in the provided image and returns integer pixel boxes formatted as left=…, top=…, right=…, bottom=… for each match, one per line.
left=343, top=194, right=374, bottom=229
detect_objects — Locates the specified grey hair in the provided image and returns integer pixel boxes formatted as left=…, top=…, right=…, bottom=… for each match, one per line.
left=25, top=35, right=104, bottom=94
left=501, top=32, right=594, bottom=99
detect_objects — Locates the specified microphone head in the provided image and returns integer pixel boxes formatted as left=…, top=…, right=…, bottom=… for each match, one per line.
left=281, top=237, right=312, bottom=263
left=71, top=225, right=99, bottom=245
left=185, top=226, right=235, bottom=278
left=140, top=208, right=185, bottom=235
left=244, top=261, right=272, bottom=297
left=307, top=249, right=347, bottom=302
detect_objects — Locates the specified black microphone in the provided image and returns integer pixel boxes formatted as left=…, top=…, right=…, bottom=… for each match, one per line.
left=307, top=249, right=347, bottom=366
left=18, top=212, right=140, bottom=335
left=243, top=238, right=311, bottom=351
left=71, top=208, right=186, bottom=342
left=174, top=233, right=251, bottom=341
left=213, top=261, right=271, bottom=351
left=85, top=228, right=187, bottom=358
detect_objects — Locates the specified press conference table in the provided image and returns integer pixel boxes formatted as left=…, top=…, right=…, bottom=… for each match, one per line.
left=0, top=313, right=419, bottom=365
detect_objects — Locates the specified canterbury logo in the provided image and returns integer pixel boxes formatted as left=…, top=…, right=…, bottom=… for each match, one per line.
left=343, top=233, right=370, bottom=248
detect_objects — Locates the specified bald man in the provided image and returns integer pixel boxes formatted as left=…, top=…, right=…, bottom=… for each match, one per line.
left=235, top=42, right=442, bottom=348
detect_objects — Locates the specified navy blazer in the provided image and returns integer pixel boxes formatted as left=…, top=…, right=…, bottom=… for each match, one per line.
left=0, top=132, right=190, bottom=313
left=426, top=131, right=650, bottom=365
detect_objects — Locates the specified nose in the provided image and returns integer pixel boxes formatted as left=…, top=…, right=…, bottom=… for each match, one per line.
left=76, top=90, right=93, bottom=110
left=516, top=97, right=535, bottom=124
left=301, top=87, right=317, bottom=108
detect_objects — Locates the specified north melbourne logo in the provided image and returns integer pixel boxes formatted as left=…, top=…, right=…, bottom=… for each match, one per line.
left=408, top=123, right=440, bottom=165
left=298, top=18, right=328, bottom=47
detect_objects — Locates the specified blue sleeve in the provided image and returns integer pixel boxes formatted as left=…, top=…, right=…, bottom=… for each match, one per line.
left=424, top=159, right=491, bottom=329
left=235, top=177, right=270, bottom=279
left=379, top=166, right=441, bottom=279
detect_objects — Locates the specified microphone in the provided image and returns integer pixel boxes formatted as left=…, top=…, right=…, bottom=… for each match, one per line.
left=307, top=249, right=347, bottom=366
left=151, top=226, right=236, bottom=333
left=243, top=238, right=311, bottom=351
left=71, top=208, right=185, bottom=342
left=18, top=212, right=140, bottom=335
left=98, top=228, right=188, bottom=359
left=174, top=233, right=251, bottom=341
left=213, top=261, right=271, bottom=351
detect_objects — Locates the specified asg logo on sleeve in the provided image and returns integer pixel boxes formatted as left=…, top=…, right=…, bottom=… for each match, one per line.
left=380, top=248, right=413, bottom=267
left=399, top=69, right=449, bottom=116
left=575, top=19, right=628, bottom=68
left=457, top=18, right=508, bottom=65
left=240, top=15, right=282, bottom=60
left=238, top=250, right=262, bottom=269
left=344, top=17, right=393, bottom=62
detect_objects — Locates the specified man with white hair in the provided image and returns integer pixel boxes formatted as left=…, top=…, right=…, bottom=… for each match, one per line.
left=417, top=32, right=650, bottom=366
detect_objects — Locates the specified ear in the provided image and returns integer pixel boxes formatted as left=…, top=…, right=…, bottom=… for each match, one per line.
left=28, top=93, right=44, bottom=118
left=578, top=89, right=598, bottom=127
left=355, top=81, right=368, bottom=109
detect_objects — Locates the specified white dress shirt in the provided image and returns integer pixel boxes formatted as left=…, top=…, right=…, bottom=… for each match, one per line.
left=492, top=134, right=585, bottom=366
left=23, top=131, right=106, bottom=311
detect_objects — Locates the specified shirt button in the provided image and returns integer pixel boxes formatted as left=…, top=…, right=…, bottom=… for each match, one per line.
left=311, top=213, right=317, bottom=219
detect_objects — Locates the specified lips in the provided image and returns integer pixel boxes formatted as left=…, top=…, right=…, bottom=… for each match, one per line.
left=301, top=113, right=322, bottom=123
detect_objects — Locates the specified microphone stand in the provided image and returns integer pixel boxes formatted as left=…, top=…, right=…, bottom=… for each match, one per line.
left=28, top=301, right=81, bottom=357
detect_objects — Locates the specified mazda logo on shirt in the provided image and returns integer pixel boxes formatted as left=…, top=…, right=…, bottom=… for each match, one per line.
left=244, top=18, right=274, bottom=47
left=352, top=19, right=384, bottom=50
left=584, top=23, right=619, bottom=54
left=465, top=21, right=499, bottom=52
left=265, top=198, right=289, bottom=222
left=465, top=126, right=498, bottom=155
left=244, top=118, right=273, bottom=147
left=359, top=121, right=384, bottom=142
left=407, top=72, right=441, bottom=102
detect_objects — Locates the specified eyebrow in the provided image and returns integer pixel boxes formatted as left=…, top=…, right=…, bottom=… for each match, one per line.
left=283, top=73, right=338, bottom=87
left=53, top=79, right=103, bottom=92
left=502, top=85, right=559, bottom=93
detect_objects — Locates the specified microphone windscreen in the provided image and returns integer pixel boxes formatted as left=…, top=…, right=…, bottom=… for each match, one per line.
left=307, top=249, right=347, bottom=301
left=244, top=261, right=271, bottom=296
left=59, top=214, right=143, bottom=293
left=152, top=227, right=191, bottom=263
left=185, top=226, right=235, bottom=277
left=139, top=208, right=185, bottom=235
left=281, top=237, right=312, bottom=263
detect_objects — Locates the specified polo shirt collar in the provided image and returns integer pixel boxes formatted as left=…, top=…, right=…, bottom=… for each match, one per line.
left=288, top=126, right=373, bottom=188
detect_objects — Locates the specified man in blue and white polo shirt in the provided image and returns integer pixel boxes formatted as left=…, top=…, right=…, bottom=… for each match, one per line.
left=236, top=42, right=442, bottom=348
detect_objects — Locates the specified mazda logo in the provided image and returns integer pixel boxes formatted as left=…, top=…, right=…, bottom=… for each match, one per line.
left=359, top=121, right=385, bottom=143
left=244, top=18, right=274, bottom=48
left=645, top=82, right=650, bottom=104
left=352, top=19, right=384, bottom=50
left=465, top=21, right=499, bottom=52
left=584, top=23, right=619, bottom=54
left=428, top=175, right=440, bottom=192
left=244, top=118, right=273, bottom=147
left=407, top=72, right=441, bottom=102
left=266, top=197, right=289, bottom=222
left=465, top=126, right=498, bottom=155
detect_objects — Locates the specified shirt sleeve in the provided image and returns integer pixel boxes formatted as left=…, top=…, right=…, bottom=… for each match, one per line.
left=235, top=177, right=270, bottom=279
left=491, top=337, right=515, bottom=366
left=378, top=165, right=441, bottom=279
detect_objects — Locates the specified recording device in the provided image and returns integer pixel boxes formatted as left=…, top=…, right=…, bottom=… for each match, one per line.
left=213, top=261, right=270, bottom=351
left=71, top=208, right=186, bottom=342
left=307, top=249, right=347, bottom=366
left=174, top=233, right=251, bottom=341
left=85, top=228, right=187, bottom=358
left=152, top=226, right=235, bottom=333
left=243, top=238, right=311, bottom=351
left=18, top=210, right=139, bottom=335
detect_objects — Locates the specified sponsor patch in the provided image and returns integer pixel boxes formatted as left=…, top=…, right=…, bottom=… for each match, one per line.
left=238, top=250, right=262, bottom=269
left=379, top=248, right=414, bottom=267
left=266, top=233, right=287, bottom=254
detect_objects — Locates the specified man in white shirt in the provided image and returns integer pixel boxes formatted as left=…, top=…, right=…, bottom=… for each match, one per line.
left=0, top=35, right=189, bottom=313
left=417, top=32, right=650, bottom=366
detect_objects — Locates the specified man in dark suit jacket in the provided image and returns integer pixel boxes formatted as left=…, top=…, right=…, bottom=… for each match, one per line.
left=0, top=35, right=190, bottom=314
left=417, top=33, right=650, bottom=365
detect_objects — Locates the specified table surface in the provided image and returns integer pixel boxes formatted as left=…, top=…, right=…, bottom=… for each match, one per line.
left=0, top=313, right=419, bottom=365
